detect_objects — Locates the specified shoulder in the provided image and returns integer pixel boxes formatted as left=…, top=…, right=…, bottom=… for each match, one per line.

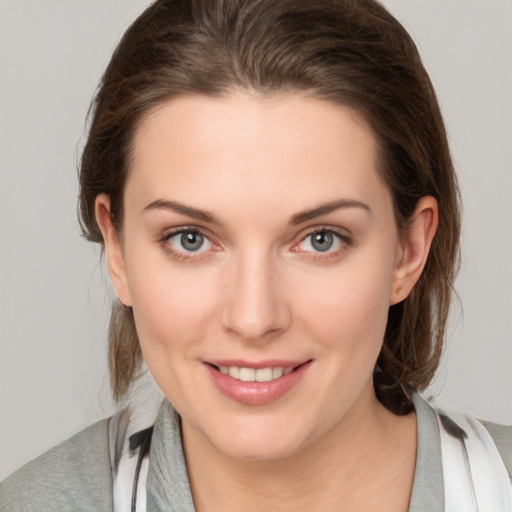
left=411, top=389, right=512, bottom=482
left=0, top=419, right=113, bottom=512
left=479, top=419, right=512, bottom=481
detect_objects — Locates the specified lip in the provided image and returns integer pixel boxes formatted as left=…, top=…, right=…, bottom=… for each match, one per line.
left=204, top=359, right=312, bottom=405
left=206, top=359, right=306, bottom=369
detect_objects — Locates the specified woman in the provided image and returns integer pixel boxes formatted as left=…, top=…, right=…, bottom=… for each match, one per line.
left=1, top=0, right=511, bottom=511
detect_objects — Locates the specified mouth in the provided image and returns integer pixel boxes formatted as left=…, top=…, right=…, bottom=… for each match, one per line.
left=204, top=360, right=312, bottom=405
left=209, top=364, right=298, bottom=382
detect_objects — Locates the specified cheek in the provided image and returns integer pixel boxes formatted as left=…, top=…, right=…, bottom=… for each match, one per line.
left=293, top=254, right=395, bottom=354
left=125, top=253, right=221, bottom=357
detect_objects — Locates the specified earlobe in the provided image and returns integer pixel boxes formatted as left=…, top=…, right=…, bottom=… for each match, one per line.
left=94, top=194, right=132, bottom=307
left=389, top=196, right=439, bottom=305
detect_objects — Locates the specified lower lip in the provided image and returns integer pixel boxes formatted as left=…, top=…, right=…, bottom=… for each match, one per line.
left=205, top=362, right=312, bottom=405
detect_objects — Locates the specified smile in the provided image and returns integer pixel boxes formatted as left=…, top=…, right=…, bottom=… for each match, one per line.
left=205, top=360, right=312, bottom=405
left=216, top=365, right=294, bottom=382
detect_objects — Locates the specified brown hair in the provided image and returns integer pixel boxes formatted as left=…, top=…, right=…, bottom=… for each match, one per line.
left=78, top=0, right=460, bottom=412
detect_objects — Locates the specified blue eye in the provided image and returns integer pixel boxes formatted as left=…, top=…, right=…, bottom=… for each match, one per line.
left=298, top=230, right=344, bottom=254
left=180, top=231, right=204, bottom=251
left=310, top=231, right=335, bottom=252
left=165, top=229, right=213, bottom=253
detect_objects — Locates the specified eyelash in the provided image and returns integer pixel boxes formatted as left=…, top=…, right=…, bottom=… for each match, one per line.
left=159, top=226, right=351, bottom=262
left=292, top=228, right=351, bottom=261
left=159, top=227, right=217, bottom=262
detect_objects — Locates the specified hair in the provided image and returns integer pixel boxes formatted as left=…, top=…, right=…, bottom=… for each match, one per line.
left=78, top=0, right=461, bottom=413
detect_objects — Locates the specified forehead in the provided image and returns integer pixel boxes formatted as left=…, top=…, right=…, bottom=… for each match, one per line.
left=126, top=93, right=390, bottom=220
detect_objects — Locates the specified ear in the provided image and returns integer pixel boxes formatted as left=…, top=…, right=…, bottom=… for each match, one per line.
left=95, top=194, right=132, bottom=307
left=389, top=196, right=439, bottom=305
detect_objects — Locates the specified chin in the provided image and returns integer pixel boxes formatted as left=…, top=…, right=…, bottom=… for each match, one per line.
left=189, top=411, right=321, bottom=462
left=214, top=433, right=307, bottom=462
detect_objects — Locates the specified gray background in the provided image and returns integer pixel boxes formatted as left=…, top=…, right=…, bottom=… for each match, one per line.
left=1, top=0, right=511, bottom=480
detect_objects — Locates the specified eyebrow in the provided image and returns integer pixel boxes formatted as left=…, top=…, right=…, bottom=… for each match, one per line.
left=144, top=199, right=220, bottom=223
left=143, top=198, right=371, bottom=225
left=290, top=199, right=372, bottom=225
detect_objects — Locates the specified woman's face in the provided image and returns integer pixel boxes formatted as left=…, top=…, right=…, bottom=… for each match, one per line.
left=98, top=94, right=428, bottom=461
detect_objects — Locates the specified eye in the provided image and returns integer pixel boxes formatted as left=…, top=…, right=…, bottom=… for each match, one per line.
left=161, top=228, right=214, bottom=259
left=175, top=230, right=207, bottom=252
left=294, top=229, right=348, bottom=256
left=308, top=231, right=336, bottom=252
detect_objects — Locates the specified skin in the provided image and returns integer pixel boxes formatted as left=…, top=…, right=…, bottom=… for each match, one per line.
left=96, top=93, right=438, bottom=511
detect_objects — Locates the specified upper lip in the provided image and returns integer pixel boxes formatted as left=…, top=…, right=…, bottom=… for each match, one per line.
left=204, top=359, right=311, bottom=369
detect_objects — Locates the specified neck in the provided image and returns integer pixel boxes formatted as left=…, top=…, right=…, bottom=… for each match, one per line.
left=182, top=383, right=417, bottom=512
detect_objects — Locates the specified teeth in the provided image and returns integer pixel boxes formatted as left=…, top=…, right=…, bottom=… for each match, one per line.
left=228, top=366, right=240, bottom=379
left=255, top=367, right=273, bottom=382
left=239, top=367, right=256, bottom=381
left=218, top=365, right=294, bottom=382
left=272, top=367, right=284, bottom=379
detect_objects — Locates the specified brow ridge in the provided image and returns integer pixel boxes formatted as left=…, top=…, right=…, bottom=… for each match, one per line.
left=144, top=198, right=370, bottom=226
left=144, top=199, right=218, bottom=223
left=290, top=199, right=371, bottom=225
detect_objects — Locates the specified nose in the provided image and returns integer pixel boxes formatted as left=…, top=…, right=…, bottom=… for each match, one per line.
left=222, top=250, right=291, bottom=342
